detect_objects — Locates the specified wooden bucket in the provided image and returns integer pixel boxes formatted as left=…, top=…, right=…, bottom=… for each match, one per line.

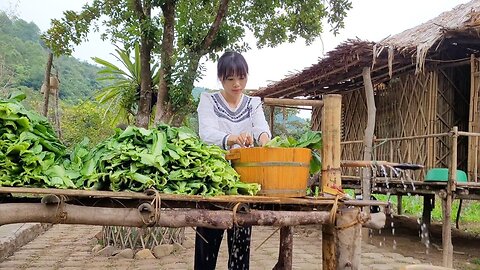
left=227, top=147, right=311, bottom=197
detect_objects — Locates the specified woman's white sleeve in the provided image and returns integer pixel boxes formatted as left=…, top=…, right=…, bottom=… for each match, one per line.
left=197, top=93, right=230, bottom=149
left=250, top=97, right=271, bottom=143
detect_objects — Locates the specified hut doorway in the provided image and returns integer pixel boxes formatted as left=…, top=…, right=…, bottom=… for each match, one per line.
left=436, top=65, right=470, bottom=171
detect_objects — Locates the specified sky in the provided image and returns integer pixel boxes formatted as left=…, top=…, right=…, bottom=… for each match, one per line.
left=0, top=0, right=472, bottom=91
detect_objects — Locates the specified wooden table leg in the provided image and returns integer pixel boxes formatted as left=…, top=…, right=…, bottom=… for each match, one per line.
left=422, top=194, right=434, bottom=227
left=273, top=226, right=293, bottom=270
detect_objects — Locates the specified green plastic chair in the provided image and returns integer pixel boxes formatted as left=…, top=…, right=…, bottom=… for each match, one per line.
left=425, top=168, right=467, bottom=183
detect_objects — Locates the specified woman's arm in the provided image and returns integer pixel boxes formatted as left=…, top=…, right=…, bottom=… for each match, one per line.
left=197, top=93, right=230, bottom=149
left=250, top=97, right=271, bottom=146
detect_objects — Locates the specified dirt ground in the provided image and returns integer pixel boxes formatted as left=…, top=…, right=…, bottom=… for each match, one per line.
left=367, top=215, right=480, bottom=270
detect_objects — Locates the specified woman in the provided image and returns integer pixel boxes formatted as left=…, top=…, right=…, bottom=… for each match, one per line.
left=195, top=51, right=271, bottom=270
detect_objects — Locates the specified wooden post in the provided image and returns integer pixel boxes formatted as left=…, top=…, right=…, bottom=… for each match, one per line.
left=397, top=195, right=403, bottom=215
left=42, top=53, right=53, bottom=117
left=468, top=55, right=480, bottom=181
left=336, top=207, right=362, bottom=270
left=422, top=194, right=434, bottom=227
left=362, top=67, right=376, bottom=214
left=322, top=94, right=342, bottom=270
left=443, top=126, right=457, bottom=268
left=322, top=224, right=336, bottom=270
left=427, top=71, right=438, bottom=169
left=269, top=106, right=275, bottom=136
left=321, top=94, right=342, bottom=195
left=273, top=226, right=293, bottom=270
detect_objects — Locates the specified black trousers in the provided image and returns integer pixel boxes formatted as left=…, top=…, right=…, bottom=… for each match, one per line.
left=194, top=226, right=251, bottom=270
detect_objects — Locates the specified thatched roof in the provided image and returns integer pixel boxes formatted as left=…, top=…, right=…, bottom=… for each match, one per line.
left=254, top=0, right=480, bottom=99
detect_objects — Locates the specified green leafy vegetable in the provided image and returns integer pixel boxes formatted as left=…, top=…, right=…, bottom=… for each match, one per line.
left=0, top=92, right=68, bottom=188
left=264, top=130, right=322, bottom=174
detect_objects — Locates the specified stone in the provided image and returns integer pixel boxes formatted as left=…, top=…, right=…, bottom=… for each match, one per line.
left=91, top=244, right=103, bottom=253
left=182, top=239, right=195, bottom=249
left=96, top=245, right=119, bottom=256
left=114, top=248, right=135, bottom=259
left=153, top=244, right=174, bottom=258
left=135, top=249, right=156, bottom=259
left=172, top=243, right=184, bottom=252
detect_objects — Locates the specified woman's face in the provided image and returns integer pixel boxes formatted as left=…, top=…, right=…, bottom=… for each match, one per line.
left=221, top=75, right=248, bottom=96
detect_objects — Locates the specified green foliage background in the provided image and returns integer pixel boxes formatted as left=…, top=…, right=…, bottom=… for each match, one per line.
left=0, top=11, right=309, bottom=148
left=0, top=12, right=104, bottom=102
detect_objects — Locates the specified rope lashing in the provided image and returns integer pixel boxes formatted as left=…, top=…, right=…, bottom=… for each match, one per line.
left=52, top=195, right=67, bottom=223
left=139, top=189, right=162, bottom=226
left=232, top=202, right=250, bottom=227
left=335, top=210, right=371, bottom=230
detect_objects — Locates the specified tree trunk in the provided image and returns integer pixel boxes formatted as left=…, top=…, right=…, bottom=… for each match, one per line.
left=134, top=0, right=154, bottom=128
left=42, top=53, right=53, bottom=117
left=53, top=77, right=62, bottom=140
left=155, top=0, right=231, bottom=126
left=361, top=67, right=376, bottom=214
left=154, top=0, right=175, bottom=125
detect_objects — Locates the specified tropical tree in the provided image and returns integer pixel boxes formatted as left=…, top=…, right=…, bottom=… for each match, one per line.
left=93, top=44, right=160, bottom=125
left=43, top=0, right=352, bottom=127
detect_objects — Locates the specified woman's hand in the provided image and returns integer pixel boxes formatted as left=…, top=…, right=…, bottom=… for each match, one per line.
left=258, top=132, right=270, bottom=146
left=228, top=132, right=254, bottom=148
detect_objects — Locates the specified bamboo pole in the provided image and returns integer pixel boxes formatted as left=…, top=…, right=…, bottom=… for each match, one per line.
left=427, top=71, right=437, bottom=169
left=340, top=160, right=423, bottom=170
left=0, top=203, right=332, bottom=228
left=468, top=55, right=478, bottom=181
left=263, top=97, right=324, bottom=107
left=443, top=126, right=457, bottom=268
left=321, top=94, right=342, bottom=195
left=321, top=94, right=342, bottom=270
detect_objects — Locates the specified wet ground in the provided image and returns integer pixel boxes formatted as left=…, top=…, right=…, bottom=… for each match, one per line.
left=367, top=215, right=480, bottom=270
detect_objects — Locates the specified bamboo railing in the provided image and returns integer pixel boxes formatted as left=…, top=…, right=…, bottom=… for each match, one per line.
left=341, top=130, right=480, bottom=183
left=341, top=127, right=480, bottom=268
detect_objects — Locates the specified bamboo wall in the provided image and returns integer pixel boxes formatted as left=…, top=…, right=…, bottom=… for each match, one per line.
left=340, top=65, right=471, bottom=180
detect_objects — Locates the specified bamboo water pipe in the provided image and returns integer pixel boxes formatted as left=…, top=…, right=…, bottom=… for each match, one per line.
left=341, top=160, right=424, bottom=170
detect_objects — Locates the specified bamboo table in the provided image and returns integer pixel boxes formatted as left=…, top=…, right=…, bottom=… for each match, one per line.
left=0, top=187, right=386, bottom=269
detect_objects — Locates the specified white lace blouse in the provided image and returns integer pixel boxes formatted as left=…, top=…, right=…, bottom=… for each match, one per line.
left=197, top=92, right=271, bottom=150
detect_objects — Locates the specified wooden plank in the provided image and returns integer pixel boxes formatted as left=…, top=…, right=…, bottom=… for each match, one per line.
left=0, top=187, right=387, bottom=207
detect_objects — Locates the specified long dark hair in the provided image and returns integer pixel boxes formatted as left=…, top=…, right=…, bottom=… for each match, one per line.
left=217, top=51, right=249, bottom=81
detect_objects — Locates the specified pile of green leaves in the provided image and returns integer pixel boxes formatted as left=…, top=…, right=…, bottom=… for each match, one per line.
left=72, top=124, right=260, bottom=195
left=0, top=92, right=74, bottom=188
left=264, top=130, right=322, bottom=174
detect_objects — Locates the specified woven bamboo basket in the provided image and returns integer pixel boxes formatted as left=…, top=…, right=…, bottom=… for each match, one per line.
left=227, top=147, right=311, bottom=197
left=101, top=226, right=185, bottom=250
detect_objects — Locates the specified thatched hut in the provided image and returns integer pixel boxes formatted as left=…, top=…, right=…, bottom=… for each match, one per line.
left=253, top=0, right=480, bottom=182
